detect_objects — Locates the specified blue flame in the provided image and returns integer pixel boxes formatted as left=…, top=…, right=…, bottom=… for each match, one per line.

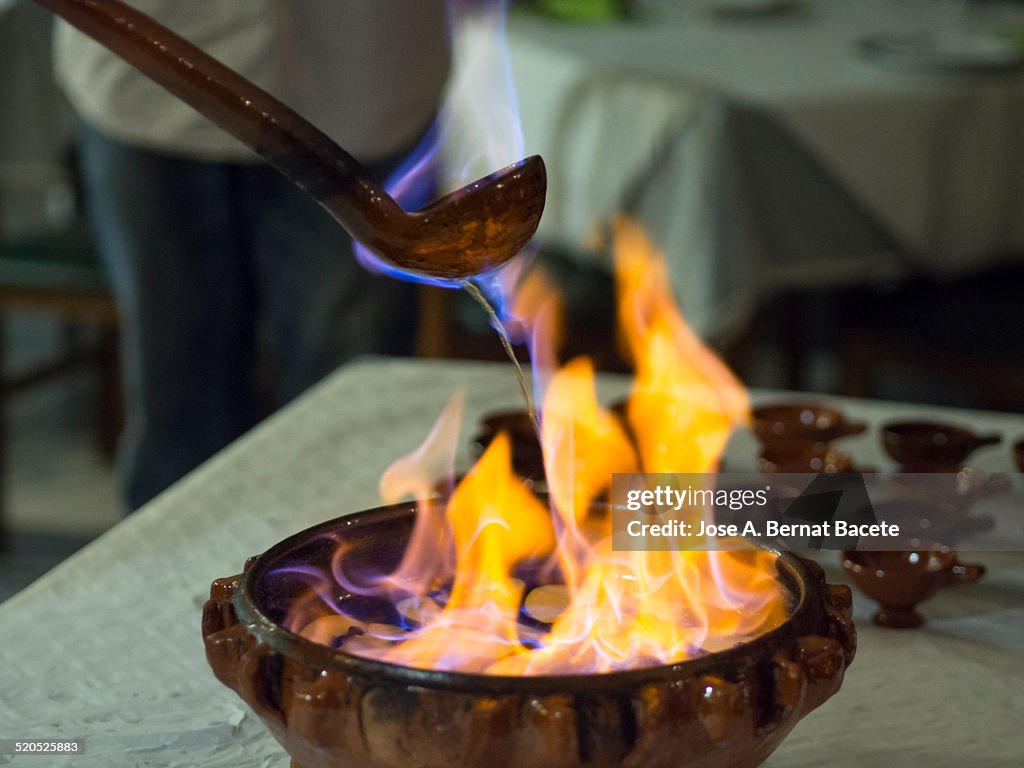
left=351, top=123, right=456, bottom=288
left=352, top=0, right=533, bottom=325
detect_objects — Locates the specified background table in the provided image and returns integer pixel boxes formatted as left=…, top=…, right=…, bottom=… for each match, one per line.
left=0, top=358, right=1021, bottom=765
left=508, top=0, right=1024, bottom=333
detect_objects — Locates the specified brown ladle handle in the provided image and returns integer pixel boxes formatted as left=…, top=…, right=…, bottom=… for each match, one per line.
left=37, top=0, right=405, bottom=245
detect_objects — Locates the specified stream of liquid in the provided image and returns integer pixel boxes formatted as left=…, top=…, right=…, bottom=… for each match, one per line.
left=459, top=279, right=541, bottom=444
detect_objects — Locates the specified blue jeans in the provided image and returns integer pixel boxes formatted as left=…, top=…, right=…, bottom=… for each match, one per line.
left=78, top=122, right=420, bottom=510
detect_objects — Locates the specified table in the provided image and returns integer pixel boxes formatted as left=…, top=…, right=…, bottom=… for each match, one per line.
left=507, top=0, right=1024, bottom=334
left=0, top=358, right=1021, bottom=765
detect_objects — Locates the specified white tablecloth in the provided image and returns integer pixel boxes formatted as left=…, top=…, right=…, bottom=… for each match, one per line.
left=0, top=358, right=1021, bottom=765
left=509, top=0, right=1024, bottom=333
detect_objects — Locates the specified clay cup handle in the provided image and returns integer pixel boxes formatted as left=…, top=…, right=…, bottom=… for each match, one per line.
left=982, top=473, right=1012, bottom=497
left=971, top=434, right=1002, bottom=449
left=841, top=422, right=868, bottom=438
left=947, top=561, right=986, bottom=586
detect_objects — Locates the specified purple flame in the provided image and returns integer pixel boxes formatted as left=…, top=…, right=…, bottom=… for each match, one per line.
left=352, top=0, right=531, bottom=325
left=352, top=123, right=450, bottom=287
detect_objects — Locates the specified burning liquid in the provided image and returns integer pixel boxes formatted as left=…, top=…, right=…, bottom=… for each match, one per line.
left=283, top=509, right=788, bottom=676
left=460, top=278, right=540, bottom=439
left=277, top=220, right=789, bottom=676
left=272, top=0, right=785, bottom=675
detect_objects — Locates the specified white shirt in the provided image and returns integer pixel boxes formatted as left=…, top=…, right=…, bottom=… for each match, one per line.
left=54, top=0, right=451, bottom=163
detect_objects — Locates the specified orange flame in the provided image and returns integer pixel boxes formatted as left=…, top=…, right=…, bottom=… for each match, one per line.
left=615, top=217, right=749, bottom=474
left=542, top=356, right=639, bottom=523
left=357, top=433, right=555, bottom=673
left=293, top=218, right=786, bottom=675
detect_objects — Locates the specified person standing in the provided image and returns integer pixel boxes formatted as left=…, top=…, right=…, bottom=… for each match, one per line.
left=53, top=0, right=451, bottom=509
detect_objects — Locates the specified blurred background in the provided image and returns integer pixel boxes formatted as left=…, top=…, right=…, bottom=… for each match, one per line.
left=2, top=0, right=1023, bottom=599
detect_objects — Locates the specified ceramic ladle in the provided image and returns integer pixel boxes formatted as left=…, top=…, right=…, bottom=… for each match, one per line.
left=35, top=0, right=546, bottom=279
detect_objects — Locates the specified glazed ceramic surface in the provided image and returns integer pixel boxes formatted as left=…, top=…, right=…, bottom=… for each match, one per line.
left=866, top=499, right=993, bottom=547
left=882, top=422, right=1000, bottom=467
left=203, top=503, right=856, bottom=768
left=887, top=466, right=1011, bottom=511
left=472, top=410, right=545, bottom=480
left=752, top=403, right=866, bottom=445
left=758, top=443, right=853, bottom=474
left=841, top=548, right=984, bottom=629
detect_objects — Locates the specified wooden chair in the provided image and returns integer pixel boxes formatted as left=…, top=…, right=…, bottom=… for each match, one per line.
left=0, top=218, right=121, bottom=548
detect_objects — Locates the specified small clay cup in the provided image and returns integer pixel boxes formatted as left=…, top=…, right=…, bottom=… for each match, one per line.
left=868, top=499, right=994, bottom=548
left=841, top=547, right=985, bottom=628
left=752, top=403, right=866, bottom=446
left=888, top=466, right=1011, bottom=511
left=472, top=410, right=544, bottom=480
left=759, top=443, right=853, bottom=474
left=882, top=421, right=1000, bottom=468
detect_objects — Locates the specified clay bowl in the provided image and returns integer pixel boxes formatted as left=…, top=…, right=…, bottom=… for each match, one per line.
left=881, top=421, right=1000, bottom=468
left=752, top=402, right=866, bottom=446
left=759, top=442, right=853, bottom=474
left=203, top=502, right=856, bottom=768
left=472, top=409, right=544, bottom=480
left=841, top=547, right=984, bottom=629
